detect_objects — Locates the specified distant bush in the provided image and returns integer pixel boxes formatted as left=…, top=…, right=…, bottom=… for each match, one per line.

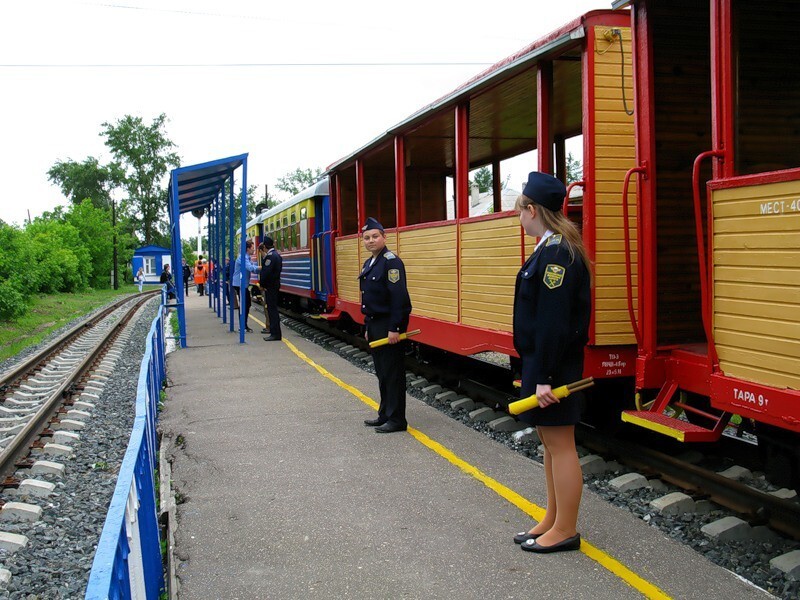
left=0, top=275, right=27, bottom=321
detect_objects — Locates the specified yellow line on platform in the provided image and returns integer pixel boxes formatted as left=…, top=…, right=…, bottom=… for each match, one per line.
left=276, top=331, right=671, bottom=600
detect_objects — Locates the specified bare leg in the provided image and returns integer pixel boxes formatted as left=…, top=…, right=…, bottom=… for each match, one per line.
left=528, top=434, right=557, bottom=535
left=532, top=425, right=582, bottom=546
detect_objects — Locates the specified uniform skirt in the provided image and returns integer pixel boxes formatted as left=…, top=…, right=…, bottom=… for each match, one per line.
left=517, top=350, right=584, bottom=427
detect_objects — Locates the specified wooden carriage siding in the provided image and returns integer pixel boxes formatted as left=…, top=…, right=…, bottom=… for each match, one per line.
left=590, top=25, right=638, bottom=346
left=712, top=179, right=800, bottom=390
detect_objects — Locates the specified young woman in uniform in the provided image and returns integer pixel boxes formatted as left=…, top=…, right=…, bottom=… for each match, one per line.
left=511, top=171, right=591, bottom=553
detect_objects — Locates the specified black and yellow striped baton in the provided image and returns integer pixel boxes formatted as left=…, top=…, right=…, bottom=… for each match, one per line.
left=368, top=329, right=421, bottom=348
left=508, top=377, right=594, bottom=415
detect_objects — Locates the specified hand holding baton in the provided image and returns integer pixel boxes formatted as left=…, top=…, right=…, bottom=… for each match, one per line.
left=368, top=329, right=421, bottom=348
left=508, top=377, right=594, bottom=415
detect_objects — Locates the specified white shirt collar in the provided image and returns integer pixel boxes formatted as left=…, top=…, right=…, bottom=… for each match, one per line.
left=533, top=229, right=554, bottom=253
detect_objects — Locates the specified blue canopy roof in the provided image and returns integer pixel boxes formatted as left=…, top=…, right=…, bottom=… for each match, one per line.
left=168, top=153, right=247, bottom=216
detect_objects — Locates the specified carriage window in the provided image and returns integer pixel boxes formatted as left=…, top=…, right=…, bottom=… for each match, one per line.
left=733, top=1, right=800, bottom=174
left=299, top=208, right=308, bottom=248
left=290, top=213, right=297, bottom=249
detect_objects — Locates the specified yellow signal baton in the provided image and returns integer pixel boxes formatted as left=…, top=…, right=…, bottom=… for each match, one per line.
left=508, top=377, right=594, bottom=415
left=368, top=329, right=421, bottom=348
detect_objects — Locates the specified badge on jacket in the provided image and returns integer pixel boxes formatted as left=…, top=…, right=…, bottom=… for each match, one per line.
left=543, top=264, right=565, bottom=289
left=388, top=269, right=400, bottom=283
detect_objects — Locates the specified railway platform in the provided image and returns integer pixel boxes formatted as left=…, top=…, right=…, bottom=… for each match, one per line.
left=159, top=293, right=771, bottom=599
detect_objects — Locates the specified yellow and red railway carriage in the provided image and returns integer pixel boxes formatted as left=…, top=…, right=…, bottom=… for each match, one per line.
left=325, top=9, right=636, bottom=383
left=614, top=0, right=800, bottom=464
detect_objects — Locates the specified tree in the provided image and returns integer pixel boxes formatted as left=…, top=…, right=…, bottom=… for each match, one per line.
left=566, top=152, right=583, bottom=184
left=46, top=157, right=121, bottom=210
left=471, top=166, right=493, bottom=193
left=276, top=167, right=323, bottom=197
left=100, top=113, right=180, bottom=245
left=65, top=199, right=114, bottom=288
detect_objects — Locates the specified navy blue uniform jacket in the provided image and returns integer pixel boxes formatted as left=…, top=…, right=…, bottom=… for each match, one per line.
left=260, top=249, right=283, bottom=289
left=513, top=235, right=591, bottom=386
left=359, top=246, right=412, bottom=332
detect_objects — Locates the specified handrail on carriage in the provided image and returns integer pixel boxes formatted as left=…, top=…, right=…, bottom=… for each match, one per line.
left=621, top=164, right=646, bottom=347
left=692, top=149, right=725, bottom=368
left=563, top=180, right=585, bottom=217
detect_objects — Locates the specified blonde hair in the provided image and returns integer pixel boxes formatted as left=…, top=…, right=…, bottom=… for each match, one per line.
left=515, top=194, right=593, bottom=283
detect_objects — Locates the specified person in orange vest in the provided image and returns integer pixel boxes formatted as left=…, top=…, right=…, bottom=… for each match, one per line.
left=194, top=256, right=207, bottom=296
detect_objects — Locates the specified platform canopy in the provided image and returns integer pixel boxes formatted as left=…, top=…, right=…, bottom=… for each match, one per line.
left=167, top=153, right=250, bottom=348
left=168, top=153, right=247, bottom=217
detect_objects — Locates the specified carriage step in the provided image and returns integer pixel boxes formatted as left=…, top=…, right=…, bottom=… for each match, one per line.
left=621, top=410, right=721, bottom=442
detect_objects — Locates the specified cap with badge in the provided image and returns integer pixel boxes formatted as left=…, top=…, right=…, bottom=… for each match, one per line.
left=522, top=172, right=567, bottom=212
left=263, top=236, right=274, bottom=248
left=361, top=217, right=384, bottom=233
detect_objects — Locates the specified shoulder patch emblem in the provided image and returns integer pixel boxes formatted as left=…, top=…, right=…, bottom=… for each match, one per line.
left=543, top=264, right=565, bottom=289
left=388, top=268, right=400, bottom=284
left=546, top=234, right=563, bottom=247
left=265, top=259, right=271, bottom=265
left=384, top=251, right=396, bottom=259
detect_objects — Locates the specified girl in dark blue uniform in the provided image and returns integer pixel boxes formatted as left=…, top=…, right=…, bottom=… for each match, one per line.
left=512, top=172, right=591, bottom=554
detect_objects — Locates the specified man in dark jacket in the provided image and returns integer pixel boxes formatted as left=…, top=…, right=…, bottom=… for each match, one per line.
left=260, top=237, right=283, bottom=341
left=359, top=217, right=412, bottom=433
left=181, top=258, right=192, bottom=297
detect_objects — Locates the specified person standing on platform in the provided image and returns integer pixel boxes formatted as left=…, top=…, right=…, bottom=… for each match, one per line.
left=194, top=257, right=206, bottom=296
left=259, top=238, right=283, bottom=341
left=181, top=258, right=191, bottom=297
left=225, top=257, right=233, bottom=308
left=232, top=239, right=260, bottom=333
left=511, top=172, right=591, bottom=554
left=360, top=217, right=412, bottom=433
left=160, top=264, right=175, bottom=300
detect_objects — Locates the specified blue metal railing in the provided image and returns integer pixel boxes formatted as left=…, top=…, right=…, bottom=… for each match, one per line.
left=85, top=294, right=167, bottom=599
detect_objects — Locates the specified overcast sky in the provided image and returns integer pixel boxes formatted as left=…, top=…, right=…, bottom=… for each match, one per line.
left=1, top=0, right=606, bottom=234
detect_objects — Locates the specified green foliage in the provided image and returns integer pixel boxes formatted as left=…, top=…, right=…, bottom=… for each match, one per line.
left=100, top=113, right=180, bottom=245
left=65, top=199, right=114, bottom=288
left=26, top=217, right=91, bottom=292
left=566, top=152, right=583, bottom=184
left=46, top=156, right=121, bottom=210
left=471, top=166, right=493, bottom=193
left=276, top=167, right=323, bottom=197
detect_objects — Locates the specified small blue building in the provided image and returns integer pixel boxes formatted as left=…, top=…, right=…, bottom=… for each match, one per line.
left=131, top=245, right=171, bottom=284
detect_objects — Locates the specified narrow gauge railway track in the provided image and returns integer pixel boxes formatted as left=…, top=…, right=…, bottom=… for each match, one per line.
left=279, top=307, right=800, bottom=541
left=0, top=291, right=159, bottom=483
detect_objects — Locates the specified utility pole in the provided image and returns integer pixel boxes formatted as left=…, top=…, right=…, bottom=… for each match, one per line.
left=112, top=199, right=118, bottom=290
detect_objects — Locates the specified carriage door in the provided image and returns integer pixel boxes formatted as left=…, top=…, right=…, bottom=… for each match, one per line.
left=312, top=195, right=332, bottom=301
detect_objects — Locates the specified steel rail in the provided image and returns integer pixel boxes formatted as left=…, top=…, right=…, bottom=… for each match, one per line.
left=0, top=290, right=160, bottom=390
left=0, top=294, right=157, bottom=479
left=578, top=428, right=800, bottom=539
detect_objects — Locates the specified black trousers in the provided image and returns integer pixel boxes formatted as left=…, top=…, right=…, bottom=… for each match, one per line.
left=367, top=316, right=407, bottom=426
left=264, top=285, right=281, bottom=339
left=197, top=283, right=205, bottom=296
left=233, top=286, right=251, bottom=327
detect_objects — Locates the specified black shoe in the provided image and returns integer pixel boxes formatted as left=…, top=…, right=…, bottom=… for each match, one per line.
left=375, top=422, right=407, bottom=433
left=245, top=327, right=253, bottom=333
left=513, top=531, right=541, bottom=544
left=520, top=534, right=581, bottom=553
left=263, top=335, right=281, bottom=341
left=364, top=418, right=387, bottom=427
left=260, top=328, right=270, bottom=334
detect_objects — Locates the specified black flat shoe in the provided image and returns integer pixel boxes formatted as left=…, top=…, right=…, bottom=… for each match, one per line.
left=375, top=422, right=407, bottom=433
left=263, top=335, right=282, bottom=341
left=513, top=531, right=542, bottom=544
left=520, top=534, right=581, bottom=553
left=364, top=418, right=387, bottom=427
left=260, top=328, right=270, bottom=334
left=245, top=327, right=253, bottom=333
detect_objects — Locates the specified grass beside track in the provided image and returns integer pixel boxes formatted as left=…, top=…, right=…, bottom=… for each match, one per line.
left=0, top=285, right=142, bottom=362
